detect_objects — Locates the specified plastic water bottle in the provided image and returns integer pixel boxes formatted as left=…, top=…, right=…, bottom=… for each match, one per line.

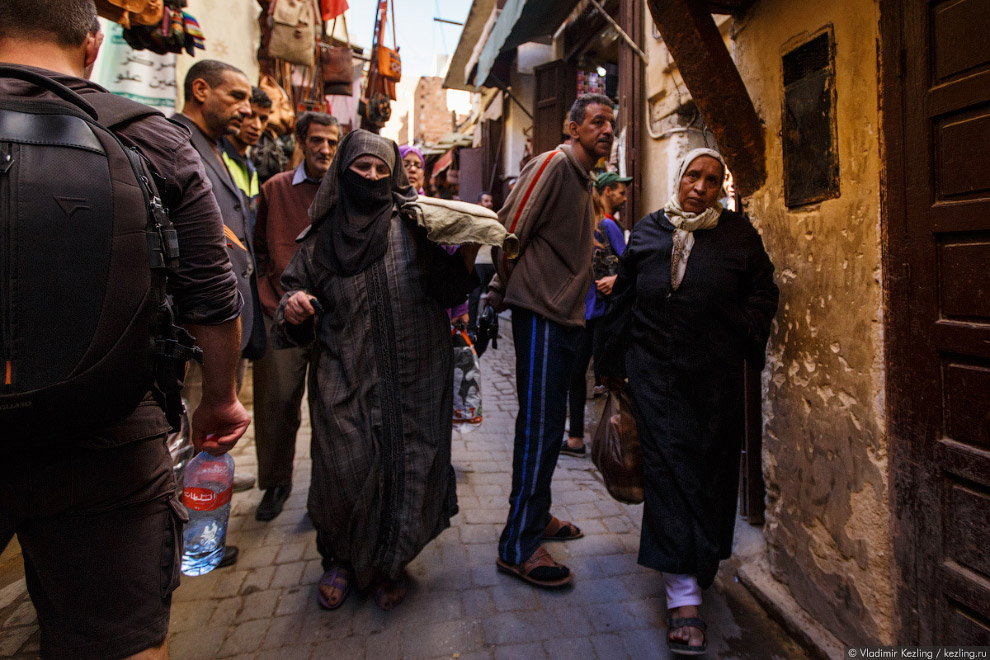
left=180, top=451, right=234, bottom=576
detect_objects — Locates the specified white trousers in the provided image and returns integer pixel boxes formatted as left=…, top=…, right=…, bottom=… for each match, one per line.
left=664, top=573, right=702, bottom=609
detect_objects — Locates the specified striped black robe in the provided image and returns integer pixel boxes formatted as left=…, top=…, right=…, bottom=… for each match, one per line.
left=273, top=211, right=475, bottom=587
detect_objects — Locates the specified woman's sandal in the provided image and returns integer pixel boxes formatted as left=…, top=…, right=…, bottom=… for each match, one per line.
left=495, top=546, right=573, bottom=588
left=373, top=572, right=409, bottom=611
left=667, top=616, right=708, bottom=656
left=541, top=516, right=583, bottom=541
left=316, top=564, right=351, bottom=610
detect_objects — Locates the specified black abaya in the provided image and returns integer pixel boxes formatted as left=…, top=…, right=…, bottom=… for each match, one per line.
left=598, top=209, right=778, bottom=588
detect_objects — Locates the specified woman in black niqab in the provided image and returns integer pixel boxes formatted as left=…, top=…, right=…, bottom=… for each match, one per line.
left=272, top=130, right=478, bottom=613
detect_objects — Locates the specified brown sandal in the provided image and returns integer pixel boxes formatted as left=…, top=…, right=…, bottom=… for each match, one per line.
left=542, top=516, right=583, bottom=541
left=496, top=546, right=573, bottom=588
left=373, top=572, right=409, bottom=611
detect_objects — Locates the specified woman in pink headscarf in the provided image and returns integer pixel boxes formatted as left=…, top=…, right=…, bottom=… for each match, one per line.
left=399, top=144, right=426, bottom=195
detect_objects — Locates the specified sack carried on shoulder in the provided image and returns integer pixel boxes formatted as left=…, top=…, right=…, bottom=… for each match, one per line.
left=269, top=0, right=318, bottom=68
left=591, top=388, right=644, bottom=504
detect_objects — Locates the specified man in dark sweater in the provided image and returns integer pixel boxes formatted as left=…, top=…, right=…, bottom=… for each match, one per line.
left=252, top=111, right=340, bottom=521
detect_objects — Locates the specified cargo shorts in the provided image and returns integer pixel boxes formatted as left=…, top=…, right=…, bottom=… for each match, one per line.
left=0, top=434, right=187, bottom=660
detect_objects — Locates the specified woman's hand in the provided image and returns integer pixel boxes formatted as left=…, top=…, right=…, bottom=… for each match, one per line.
left=596, top=275, right=617, bottom=296
left=285, top=291, right=317, bottom=325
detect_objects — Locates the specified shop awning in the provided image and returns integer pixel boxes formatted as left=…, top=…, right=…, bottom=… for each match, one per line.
left=470, top=0, right=583, bottom=88
left=443, top=0, right=497, bottom=91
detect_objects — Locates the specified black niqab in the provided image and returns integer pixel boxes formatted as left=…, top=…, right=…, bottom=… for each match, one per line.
left=309, top=129, right=418, bottom=276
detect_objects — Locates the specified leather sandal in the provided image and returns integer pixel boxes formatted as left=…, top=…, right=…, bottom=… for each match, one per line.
left=542, top=516, right=583, bottom=541
left=496, top=546, right=572, bottom=588
left=317, top=564, right=351, bottom=610
left=667, top=616, right=708, bottom=656
left=373, top=572, right=409, bottom=611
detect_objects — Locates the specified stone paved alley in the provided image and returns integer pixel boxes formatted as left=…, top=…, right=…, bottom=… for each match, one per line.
left=0, top=316, right=811, bottom=659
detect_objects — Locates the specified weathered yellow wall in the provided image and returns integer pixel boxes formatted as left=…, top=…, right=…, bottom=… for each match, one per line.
left=638, top=15, right=733, bottom=215
left=733, top=0, right=892, bottom=645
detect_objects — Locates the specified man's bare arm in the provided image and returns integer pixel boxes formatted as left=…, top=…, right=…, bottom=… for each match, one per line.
left=183, top=319, right=251, bottom=455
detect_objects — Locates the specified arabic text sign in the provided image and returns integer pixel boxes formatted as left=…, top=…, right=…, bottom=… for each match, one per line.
left=92, top=20, right=177, bottom=109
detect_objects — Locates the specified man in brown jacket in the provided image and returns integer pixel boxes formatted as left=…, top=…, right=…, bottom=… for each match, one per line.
left=252, top=111, right=339, bottom=521
left=490, top=93, right=615, bottom=587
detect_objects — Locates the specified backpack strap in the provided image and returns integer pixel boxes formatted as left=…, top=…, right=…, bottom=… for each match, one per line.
left=84, top=92, right=164, bottom=129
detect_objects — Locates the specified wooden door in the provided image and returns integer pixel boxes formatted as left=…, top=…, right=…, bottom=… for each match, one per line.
left=617, top=0, right=642, bottom=229
left=481, top=116, right=504, bottom=207
left=459, top=147, right=483, bottom=207
left=534, top=60, right=577, bottom=156
left=884, top=0, right=990, bottom=644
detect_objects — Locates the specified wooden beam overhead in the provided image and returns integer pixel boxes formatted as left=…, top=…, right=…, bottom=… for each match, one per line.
left=707, top=0, right=756, bottom=14
left=646, top=0, right=766, bottom=196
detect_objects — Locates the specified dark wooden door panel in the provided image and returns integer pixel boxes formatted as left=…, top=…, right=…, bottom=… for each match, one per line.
left=534, top=60, right=576, bottom=156
left=896, top=0, right=990, bottom=642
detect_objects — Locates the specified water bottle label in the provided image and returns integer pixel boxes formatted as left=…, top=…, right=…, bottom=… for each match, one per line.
left=182, top=486, right=233, bottom=511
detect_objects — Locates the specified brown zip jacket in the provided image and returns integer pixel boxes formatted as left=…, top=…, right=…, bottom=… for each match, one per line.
left=488, top=143, right=595, bottom=327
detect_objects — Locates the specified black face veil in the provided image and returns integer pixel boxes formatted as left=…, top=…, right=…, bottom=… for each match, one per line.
left=308, top=129, right=418, bottom=277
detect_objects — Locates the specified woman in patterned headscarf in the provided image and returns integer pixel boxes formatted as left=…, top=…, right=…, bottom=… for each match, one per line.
left=273, top=129, right=478, bottom=611
left=597, top=148, right=779, bottom=655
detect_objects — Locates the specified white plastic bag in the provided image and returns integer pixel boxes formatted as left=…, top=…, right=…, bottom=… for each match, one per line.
left=452, top=327, right=483, bottom=431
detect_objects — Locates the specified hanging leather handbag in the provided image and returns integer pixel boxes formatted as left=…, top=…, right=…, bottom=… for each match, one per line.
left=268, top=0, right=318, bottom=68
left=376, top=0, right=402, bottom=83
left=377, top=46, right=401, bottom=82
left=319, top=15, right=354, bottom=95
left=96, top=0, right=164, bottom=28
left=258, top=74, right=296, bottom=135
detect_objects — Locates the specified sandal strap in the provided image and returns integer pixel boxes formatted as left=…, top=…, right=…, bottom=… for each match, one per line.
left=544, top=516, right=579, bottom=536
left=668, top=617, right=707, bottom=632
left=320, top=565, right=350, bottom=589
left=521, top=546, right=561, bottom=573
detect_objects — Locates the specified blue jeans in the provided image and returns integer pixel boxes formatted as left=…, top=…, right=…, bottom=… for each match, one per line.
left=498, top=307, right=581, bottom=564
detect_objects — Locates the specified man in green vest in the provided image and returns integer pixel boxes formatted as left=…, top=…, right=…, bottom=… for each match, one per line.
left=221, top=86, right=272, bottom=220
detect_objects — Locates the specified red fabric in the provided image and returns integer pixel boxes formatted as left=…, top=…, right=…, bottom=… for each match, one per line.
left=321, top=0, right=348, bottom=20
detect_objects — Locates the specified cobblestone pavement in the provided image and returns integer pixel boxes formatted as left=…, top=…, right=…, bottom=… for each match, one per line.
left=0, top=315, right=809, bottom=660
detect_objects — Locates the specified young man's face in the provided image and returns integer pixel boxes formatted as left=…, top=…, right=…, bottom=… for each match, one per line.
left=478, top=193, right=494, bottom=210
left=603, top=182, right=627, bottom=212
left=236, top=103, right=271, bottom=147
left=302, top=123, right=340, bottom=177
left=569, top=102, right=615, bottom=161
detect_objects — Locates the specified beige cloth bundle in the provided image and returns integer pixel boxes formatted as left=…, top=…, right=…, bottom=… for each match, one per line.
left=402, top=196, right=519, bottom=259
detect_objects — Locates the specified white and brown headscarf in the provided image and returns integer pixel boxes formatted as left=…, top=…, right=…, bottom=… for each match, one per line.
left=663, top=148, right=726, bottom=290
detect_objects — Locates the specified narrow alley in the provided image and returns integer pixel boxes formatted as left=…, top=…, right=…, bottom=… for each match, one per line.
left=0, top=318, right=810, bottom=660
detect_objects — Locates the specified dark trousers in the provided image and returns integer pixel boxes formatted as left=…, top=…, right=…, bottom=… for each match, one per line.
left=498, top=307, right=581, bottom=564
left=467, top=263, right=496, bottom=334
left=253, top=314, right=312, bottom=489
left=566, top=316, right=602, bottom=439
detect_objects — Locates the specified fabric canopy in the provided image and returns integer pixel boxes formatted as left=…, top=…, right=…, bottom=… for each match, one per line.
left=471, top=0, right=582, bottom=88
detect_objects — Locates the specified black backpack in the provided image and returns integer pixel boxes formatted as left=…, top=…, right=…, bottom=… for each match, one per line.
left=0, top=66, right=196, bottom=441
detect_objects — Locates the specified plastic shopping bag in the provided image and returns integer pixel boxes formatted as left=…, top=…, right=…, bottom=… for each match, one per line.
left=452, top=326, right=483, bottom=431
left=591, top=387, right=644, bottom=504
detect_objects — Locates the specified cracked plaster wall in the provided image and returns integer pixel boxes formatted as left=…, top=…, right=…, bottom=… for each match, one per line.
left=732, top=0, right=893, bottom=645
